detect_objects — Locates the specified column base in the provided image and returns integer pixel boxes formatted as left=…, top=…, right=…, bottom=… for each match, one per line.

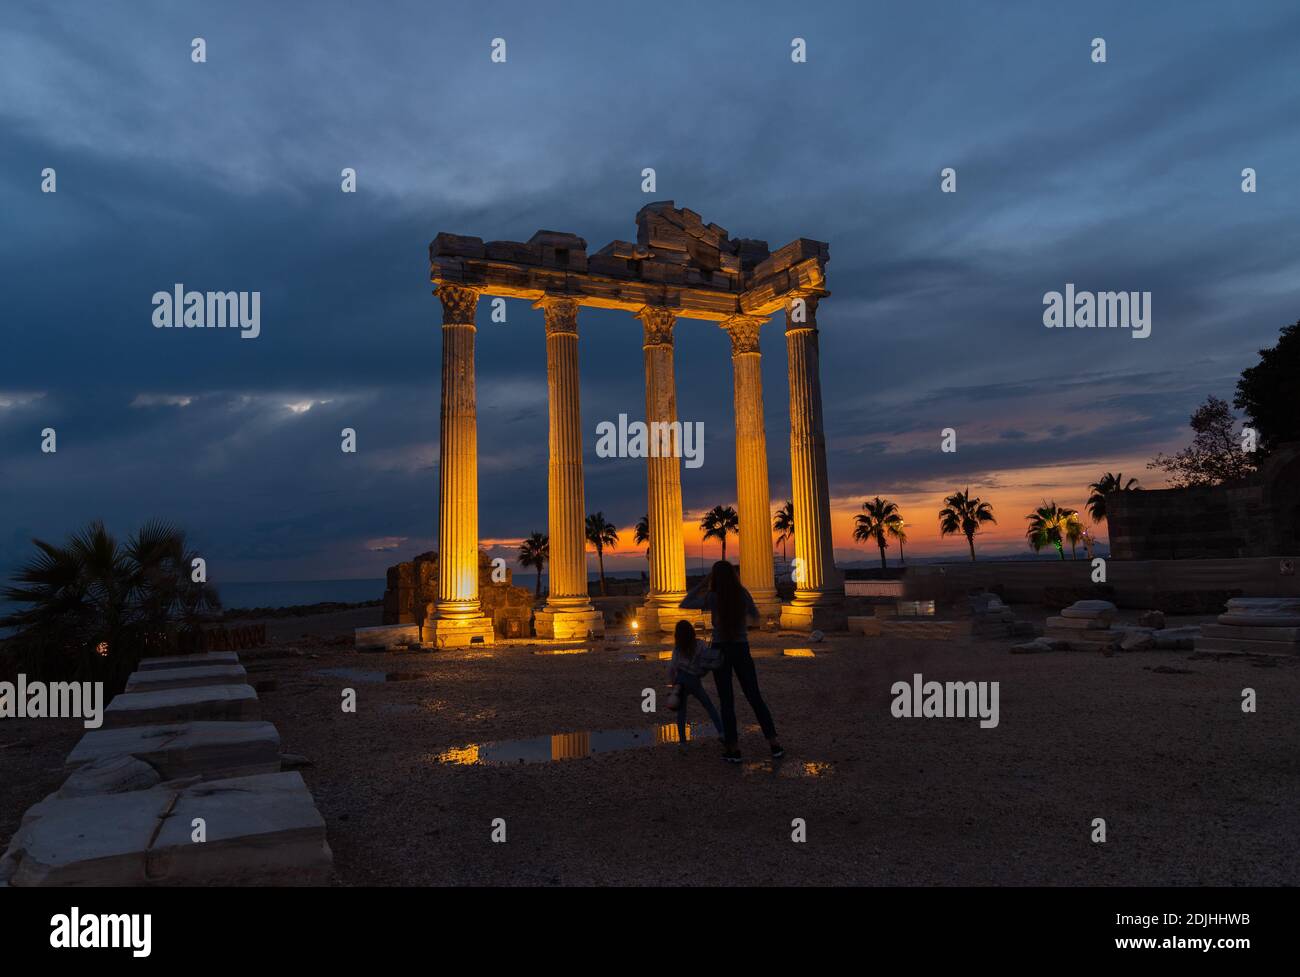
left=427, top=614, right=496, bottom=649
left=780, top=592, right=847, bottom=632
left=751, top=592, right=783, bottom=631
left=534, top=606, right=605, bottom=640
left=639, top=600, right=707, bottom=634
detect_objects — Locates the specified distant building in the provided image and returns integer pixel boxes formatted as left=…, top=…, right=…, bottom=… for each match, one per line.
left=1107, top=443, right=1300, bottom=559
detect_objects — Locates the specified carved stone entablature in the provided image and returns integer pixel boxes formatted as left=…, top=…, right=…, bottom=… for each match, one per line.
left=430, top=203, right=828, bottom=322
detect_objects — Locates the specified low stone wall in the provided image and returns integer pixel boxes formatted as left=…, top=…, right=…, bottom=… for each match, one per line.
left=904, top=557, right=1300, bottom=609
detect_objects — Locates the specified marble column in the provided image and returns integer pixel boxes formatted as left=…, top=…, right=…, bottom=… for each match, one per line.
left=638, top=307, right=692, bottom=632
left=781, top=292, right=845, bottom=631
left=721, top=314, right=781, bottom=626
left=429, top=284, right=495, bottom=647
left=534, top=297, right=603, bottom=640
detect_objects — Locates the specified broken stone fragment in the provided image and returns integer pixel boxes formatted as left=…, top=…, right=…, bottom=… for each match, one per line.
left=125, top=663, right=247, bottom=692
left=68, top=721, right=281, bottom=781
left=57, top=755, right=161, bottom=798
left=137, top=651, right=239, bottom=672
left=4, top=772, right=332, bottom=886
left=103, top=684, right=260, bottom=728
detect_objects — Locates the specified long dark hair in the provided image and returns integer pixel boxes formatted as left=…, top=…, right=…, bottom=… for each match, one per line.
left=710, top=560, right=746, bottom=634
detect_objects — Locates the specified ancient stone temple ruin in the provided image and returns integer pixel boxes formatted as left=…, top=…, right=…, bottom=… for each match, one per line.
left=426, top=201, right=844, bottom=647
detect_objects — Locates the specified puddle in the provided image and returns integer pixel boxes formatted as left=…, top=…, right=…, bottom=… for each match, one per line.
left=314, top=667, right=424, bottom=683
left=532, top=648, right=589, bottom=656
left=741, top=760, right=835, bottom=778
left=435, top=723, right=698, bottom=766
left=314, top=667, right=387, bottom=683
left=782, top=648, right=816, bottom=658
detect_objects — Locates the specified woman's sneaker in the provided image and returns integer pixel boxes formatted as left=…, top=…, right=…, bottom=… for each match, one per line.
left=722, top=748, right=742, bottom=764
left=769, top=743, right=785, bottom=759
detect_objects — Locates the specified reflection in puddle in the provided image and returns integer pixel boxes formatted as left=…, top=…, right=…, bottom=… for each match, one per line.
left=533, top=648, right=589, bottom=656
left=742, top=760, right=835, bottom=778
left=782, top=648, right=816, bottom=658
left=314, top=667, right=425, bottom=683
left=436, top=723, right=696, bottom=766
left=314, top=667, right=387, bottom=683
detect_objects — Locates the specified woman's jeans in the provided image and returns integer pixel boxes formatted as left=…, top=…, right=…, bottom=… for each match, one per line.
left=711, top=640, right=778, bottom=746
left=676, top=671, right=723, bottom=741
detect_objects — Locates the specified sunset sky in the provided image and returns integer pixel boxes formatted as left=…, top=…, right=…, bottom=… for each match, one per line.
left=2, top=0, right=1298, bottom=583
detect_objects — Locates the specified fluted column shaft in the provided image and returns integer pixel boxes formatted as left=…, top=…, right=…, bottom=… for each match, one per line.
left=541, top=297, right=591, bottom=610
left=723, top=315, right=778, bottom=616
left=435, top=285, right=484, bottom=619
left=640, top=308, right=687, bottom=607
left=785, top=294, right=841, bottom=601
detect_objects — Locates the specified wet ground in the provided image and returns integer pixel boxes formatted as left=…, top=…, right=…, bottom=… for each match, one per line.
left=4, top=604, right=1298, bottom=886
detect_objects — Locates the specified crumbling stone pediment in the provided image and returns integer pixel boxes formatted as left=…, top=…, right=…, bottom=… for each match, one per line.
left=430, top=201, right=828, bottom=320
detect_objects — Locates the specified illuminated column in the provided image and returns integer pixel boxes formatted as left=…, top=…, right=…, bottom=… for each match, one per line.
left=429, top=284, right=495, bottom=647
left=534, top=296, right=604, bottom=640
left=721, top=314, right=780, bottom=625
left=638, top=307, right=691, bottom=632
left=781, top=292, right=845, bottom=631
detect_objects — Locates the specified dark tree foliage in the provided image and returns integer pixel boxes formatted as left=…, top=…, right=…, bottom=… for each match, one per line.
left=1235, top=320, right=1300, bottom=455
left=1149, top=396, right=1258, bottom=488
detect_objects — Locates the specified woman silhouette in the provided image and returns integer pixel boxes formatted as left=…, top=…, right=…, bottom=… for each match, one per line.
left=680, top=560, right=783, bottom=763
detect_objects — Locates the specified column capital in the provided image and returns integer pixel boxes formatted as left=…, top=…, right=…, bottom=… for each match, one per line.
left=784, top=290, right=828, bottom=333
left=720, top=314, right=767, bottom=355
left=637, top=306, right=678, bottom=347
left=436, top=284, right=481, bottom=325
left=535, top=295, right=580, bottom=336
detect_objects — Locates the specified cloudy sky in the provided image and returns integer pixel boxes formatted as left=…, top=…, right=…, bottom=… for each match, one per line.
left=2, top=0, right=1298, bottom=585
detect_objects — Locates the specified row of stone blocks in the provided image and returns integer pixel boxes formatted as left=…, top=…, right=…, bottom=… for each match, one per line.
left=1193, top=598, right=1300, bottom=657
left=1, top=651, right=333, bottom=886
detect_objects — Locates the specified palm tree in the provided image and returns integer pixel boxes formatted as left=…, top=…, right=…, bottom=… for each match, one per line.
left=585, top=512, right=618, bottom=596
left=1086, top=472, right=1141, bottom=522
left=1064, top=511, right=1085, bottom=559
left=773, top=501, right=794, bottom=562
left=853, top=496, right=901, bottom=569
left=634, top=513, right=650, bottom=563
left=938, top=489, right=997, bottom=561
left=1, top=520, right=219, bottom=692
left=886, top=517, right=908, bottom=565
left=700, top=505, right=739, bottom=561
left=516, top=532, right=549, bottom=600
left=1025, top=501, right=1082, bottom=560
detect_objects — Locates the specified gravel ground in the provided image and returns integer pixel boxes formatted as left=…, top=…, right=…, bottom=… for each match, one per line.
left=4, top=605, right=1297, bottom=886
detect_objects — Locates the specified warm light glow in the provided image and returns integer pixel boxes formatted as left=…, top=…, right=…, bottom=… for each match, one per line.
left=435, top=745, right=481, bottom=765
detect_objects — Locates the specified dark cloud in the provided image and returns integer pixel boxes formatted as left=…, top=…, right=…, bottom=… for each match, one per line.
left=2, top=0, right=1298, bottom=581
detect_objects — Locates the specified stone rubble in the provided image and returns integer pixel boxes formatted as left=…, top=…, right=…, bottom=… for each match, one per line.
left=1193, top=597, right=1300, bottom=657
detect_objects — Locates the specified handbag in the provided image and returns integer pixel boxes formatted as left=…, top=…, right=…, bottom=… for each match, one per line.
left=695, top=641, right=724, bottom=672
